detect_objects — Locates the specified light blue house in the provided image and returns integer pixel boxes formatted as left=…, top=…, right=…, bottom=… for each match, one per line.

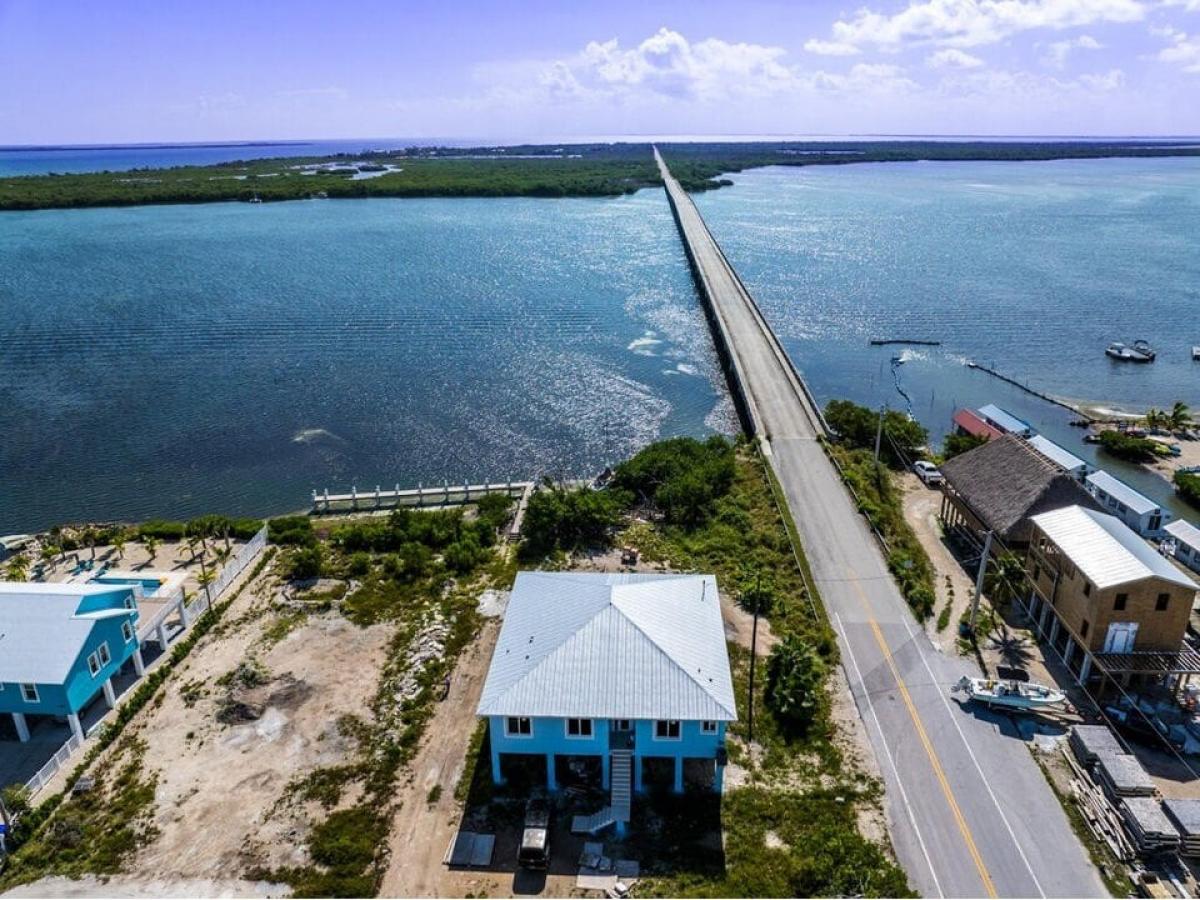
left=0, top=582, right=143, bottom=744
left=478, top=572, right=736, bottom=834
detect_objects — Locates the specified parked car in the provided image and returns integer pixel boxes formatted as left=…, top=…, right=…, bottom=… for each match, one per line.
left=518, top=795, right=551, bottom=870
left=913, top=460, right=944, bottom=486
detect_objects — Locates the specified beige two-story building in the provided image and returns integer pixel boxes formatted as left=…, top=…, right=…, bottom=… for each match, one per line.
left=1025, top=504, right=1198, bottom=685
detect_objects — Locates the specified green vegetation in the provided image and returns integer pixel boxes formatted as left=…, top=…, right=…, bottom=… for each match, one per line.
left=1096, top=429, right=1161, bottom=462
left=824, top=399, right=928, bottom=467
left=6, top=140, right=1199, bottom=211
left=1176, top=470, right=1200, bottom=508
left=613, top=435, right=736, bottom=526
left=1144, top=401, right=1192, bottom=433
left=824, top=400, right=937, bottom=619
left=943, top=431, right=989, bottom=460
left=268, top=515, right=316, bottom=546
left=520, top=482, right=629, bottom=556
left=765, top=635, right=827, bottom=735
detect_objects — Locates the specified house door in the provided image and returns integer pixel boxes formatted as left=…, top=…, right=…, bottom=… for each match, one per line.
left=1104, top=622, right=1138, bottom=653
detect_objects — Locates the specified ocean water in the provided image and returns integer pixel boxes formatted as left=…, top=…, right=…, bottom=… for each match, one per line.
left=695, top=157, right=1200, bottom=515
left=0, top=194, right=728, bottom=533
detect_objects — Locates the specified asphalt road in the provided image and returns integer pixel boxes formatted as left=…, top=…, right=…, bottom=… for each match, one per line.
left=656, top=149, right=1106, bottom=898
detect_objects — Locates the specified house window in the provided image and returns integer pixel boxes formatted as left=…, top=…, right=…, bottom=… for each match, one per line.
left=1114, top=593, right=1128, bottom=611
left=1157, top=593, right=1170, bottom=612
left=122, top=620, right=136, bottom=643
left=566, top=718, right=593, bottom=738
left=613, top=719, right=631, bottom=731
left=1150, top=514, right=1162, bottom=532
left=97, top=642, right=111, bottom=667
left=654, top=720, right=681, bottom=740
left=124, top=595, right=136, bottom=610
left=21, top=684, right=39, bottom=703
left=701, top=720, right=718, bottom=734
left=1083, top=581, right=1091, bottom=597
left=504, top=717, right=532, bottom=737
left=1080, top=620, right=1089, bottom=639
left=87, top=652, right=101, bottom=676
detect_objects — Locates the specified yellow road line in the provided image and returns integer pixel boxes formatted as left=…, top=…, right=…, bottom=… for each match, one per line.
left=847, top=569, right=998, bottom=899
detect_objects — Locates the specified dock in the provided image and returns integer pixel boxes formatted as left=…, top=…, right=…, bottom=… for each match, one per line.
left=311, top=481, right=533, bottom=514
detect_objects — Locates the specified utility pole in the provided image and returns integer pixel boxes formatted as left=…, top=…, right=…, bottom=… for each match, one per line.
left=969, top=530, right=994, bottom=633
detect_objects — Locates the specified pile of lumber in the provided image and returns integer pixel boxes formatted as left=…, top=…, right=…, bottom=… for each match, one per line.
left=1064, top=746, right=1136, bottom=862
left=1163, top=799, right=1200, bottom=857
left=1122, top=797, right=1182, bottom=856
left=1095, top=751, right=1157, bottom=799
left=1070, top=724, right=1123, bottom=765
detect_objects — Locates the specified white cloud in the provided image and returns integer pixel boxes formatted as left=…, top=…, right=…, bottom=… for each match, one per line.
left=1078, top=66, right=1126, bottom=88
left=809, top=63, right=919, bottom=92
left=816, top=0, right=1145, bottom=51
left=927, top=47, right=986, bottom=66
left=1157, top=31, right=1200, bottom=71
left=1043, top=33, right=1104, bottom=66
left=551, top=27, right=797, bottom=100
left=804, top=38, right=861, bottom=55
left=1161, top=0, right=1200, bottom=11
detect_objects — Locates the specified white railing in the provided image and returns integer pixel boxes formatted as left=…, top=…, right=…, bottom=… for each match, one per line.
left=23, top=732, right=83, bottom=795
left=22, top=526, right=269, bottom=798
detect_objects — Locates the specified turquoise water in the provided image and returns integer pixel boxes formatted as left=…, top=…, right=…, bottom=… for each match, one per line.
left=0, top=194, right=727, bottom=532
left=695, top=157, right=1200, bottom=516
left=93, top=575, right=162, bottom=593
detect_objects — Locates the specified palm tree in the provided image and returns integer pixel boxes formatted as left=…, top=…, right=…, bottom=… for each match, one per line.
left=40, top=543, right=58, bottom=573
left=4, top=553, right=29, bottom=582
left=985, top=552, right=1027, bottom=612
left=1170, top=401, right=1192, bottom=433
left=112, top=534, right=127, bottom=562
left=143, top=535, right=160, bottom=566
left=213, top=545, right=232, bottom=570
left=738, top=570, right=776, bottom=744
left=83, top=528, right=98, bottom=561
left=196, top=569, right=216, bottom=611
left=1145, top=408, right=1165, bottom=431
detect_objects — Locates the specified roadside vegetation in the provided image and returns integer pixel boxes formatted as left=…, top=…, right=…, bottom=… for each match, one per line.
left=822, top=400, right=938, bottom=619
left=5, top=140, right=1199, bottom=211
left=1176, top=470, right=1200, bottom=508
left=516, top=435, right=910, bottom=896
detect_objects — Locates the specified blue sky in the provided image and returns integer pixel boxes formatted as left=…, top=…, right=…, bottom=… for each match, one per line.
left=1, top=0, right=1198, bottom=144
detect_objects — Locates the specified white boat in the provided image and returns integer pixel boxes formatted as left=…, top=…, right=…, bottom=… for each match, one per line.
left=1192, top=346, right=1200, bottom=361
left=1106, top=340, right=1156, bottom=363
left=952, top=675, right=1067, bottom=711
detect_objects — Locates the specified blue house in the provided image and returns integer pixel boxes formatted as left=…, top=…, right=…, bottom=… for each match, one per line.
left=0, top=582, right=143, bottom=744
left=478, top=572, right=736, bottom=833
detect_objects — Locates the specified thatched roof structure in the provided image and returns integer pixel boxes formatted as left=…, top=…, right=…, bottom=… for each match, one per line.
left=940, top=434, right=1100, bottom=542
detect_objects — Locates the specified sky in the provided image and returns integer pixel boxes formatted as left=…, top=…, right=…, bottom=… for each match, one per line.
left=1, top=0, right=1198, bottom=144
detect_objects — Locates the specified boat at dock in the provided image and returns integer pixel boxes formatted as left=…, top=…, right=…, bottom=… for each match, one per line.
left=1193, top=346, right=1200, bottom=361
left=1106, top=340, right=1156, bottom=363
left=952, top=675, right=1067, bottom=711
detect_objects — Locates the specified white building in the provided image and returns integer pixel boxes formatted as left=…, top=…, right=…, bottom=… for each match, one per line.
left=1027, top=434, right=1092, bottom=480
left=1165, top=520, right=1200, bottom=576
left=1085, top=470, right=1172, bottom=538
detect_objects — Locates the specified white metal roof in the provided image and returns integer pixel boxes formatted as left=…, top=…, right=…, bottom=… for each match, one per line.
left=0, top=583, right=132, bottom=683
left=1031, top=506, right=1195, bottom=590
left=1166, top=519, right=1200, bottom=551
left=1086, top=470, right=1159, bottom=516
left=477, top=572, right=736, bottom=721
left=978, top=404, right=1033, bottom=436
left=1027, top=435, right=1087, bottom=473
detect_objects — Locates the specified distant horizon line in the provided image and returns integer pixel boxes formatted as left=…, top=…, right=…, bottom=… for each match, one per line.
left=5, top=132, right=1200, bottom=152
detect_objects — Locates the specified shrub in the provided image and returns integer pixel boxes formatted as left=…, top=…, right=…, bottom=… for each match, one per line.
left=475, top=494, right=515, bottom=532
left=228, top=518, right=264, bottom=540
left=943, top=432, right=988, bottom=460
left=1097, top=429, right=1159, bottom=463
left=136, top=519, right=186, bottom=541
left=521, top=484, right=629, bottom=555
left=287, top=545, right=324, bottom=581
left=825, top=399, right=928, bottom=467
left=346, top=552, right=371, bottom=577
left=269, top=516, right=316, bottom=546
left=613, top=436, right=735, bottom=526
left=765, top=636, right=826, bottom=735
left=1177, top=471, right=1200, bottom=508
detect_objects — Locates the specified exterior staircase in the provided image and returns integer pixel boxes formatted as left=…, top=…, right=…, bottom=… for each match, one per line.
left=570, top=750, right=634, bottom=834
left=610, top=749, right=632, bottom=823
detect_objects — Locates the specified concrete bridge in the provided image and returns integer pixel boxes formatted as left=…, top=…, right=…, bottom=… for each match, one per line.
left=656, top=148, right=1103, bottom=899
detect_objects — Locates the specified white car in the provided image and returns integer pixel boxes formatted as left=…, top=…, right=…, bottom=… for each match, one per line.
left=913, top=460, right=944, bottom=485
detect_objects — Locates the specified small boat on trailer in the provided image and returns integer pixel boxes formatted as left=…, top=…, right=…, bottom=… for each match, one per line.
left=952, top=675, right=1067, bottom=711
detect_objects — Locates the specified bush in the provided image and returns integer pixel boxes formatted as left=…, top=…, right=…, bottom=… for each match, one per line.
left=287, top=545, right=324, bottom=580
left=613, top=436, right=735, bottom=526
left=943, top=432, right=988, bottom=460
left=229, top=518, right=264, bottom=540
left=444, top=537, right=486, bottom=573
left=269, top=516, right=316, bottom=546
left=1178, top=471, right=1200, bottom=508
left=825, top=400, right=928, bottom=467
left=475, top=494, right=515, bottom=532
left=765, top=636, right=826, bottom=734
left=1097, top=429, right=1159, bottom=463
left=346, top=552, right=371, bottom=577
left=521, top=484, right=629, bottom=555
left=136, top=519, right=185, bottom=541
